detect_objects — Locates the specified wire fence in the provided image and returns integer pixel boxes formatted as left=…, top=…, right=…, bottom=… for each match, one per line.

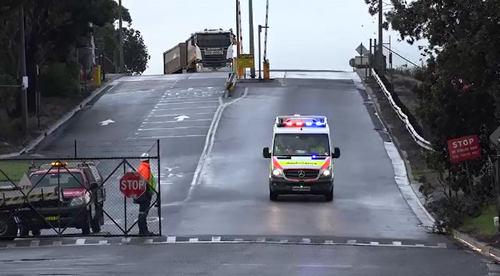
left=0, top=140, right=161, bottom=239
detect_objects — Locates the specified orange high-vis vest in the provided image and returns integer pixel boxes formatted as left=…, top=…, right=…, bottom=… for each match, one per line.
left=138, top=161, right=151, bottom=182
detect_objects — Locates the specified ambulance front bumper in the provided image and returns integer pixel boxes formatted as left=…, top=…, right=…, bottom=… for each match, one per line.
left=269, top=177, right=333, bottom=194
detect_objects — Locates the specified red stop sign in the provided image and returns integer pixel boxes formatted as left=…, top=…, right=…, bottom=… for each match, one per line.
left=120, top=172, right=147, bottom=198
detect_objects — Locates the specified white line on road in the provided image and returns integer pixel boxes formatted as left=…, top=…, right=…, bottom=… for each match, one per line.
left=156, top=100, right=219, bottom=105
left=143, top=119, right=212, bottom=124
left=187, top=87, right=249, bottom=201
left=147, top=112, right=214, bottom=118
left=138, top=126, right=209, bottom=131
left=128, top=135, right=206, bottom=140
left=221, top=263, right=352, bottom=268
left=152, top=106, right=218, bottom=111
left=160, top=96, right=218, bottom=100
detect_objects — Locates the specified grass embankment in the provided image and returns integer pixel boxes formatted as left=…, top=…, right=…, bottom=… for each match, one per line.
left=459, top=205, right=498, bottom=239
left=0, top=162, right=31, bottom=182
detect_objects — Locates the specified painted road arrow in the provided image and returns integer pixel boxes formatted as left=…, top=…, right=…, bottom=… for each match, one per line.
left=174, top=115, right=189, bottom=121
left=99, top=119, right=115, bottom=126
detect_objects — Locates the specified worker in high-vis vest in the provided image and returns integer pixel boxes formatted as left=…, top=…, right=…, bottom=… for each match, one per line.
left=136, top=152, right=157, bottom=236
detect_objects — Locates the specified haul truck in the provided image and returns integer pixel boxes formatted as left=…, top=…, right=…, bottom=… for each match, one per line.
left=163, top=28, right=235, bottom=74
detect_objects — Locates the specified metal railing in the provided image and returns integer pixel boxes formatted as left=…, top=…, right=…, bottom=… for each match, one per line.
left=371, top=68, right=434, bottom=151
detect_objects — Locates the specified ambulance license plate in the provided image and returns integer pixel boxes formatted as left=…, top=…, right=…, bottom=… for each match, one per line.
left=292, top=186, right=310, bottom=192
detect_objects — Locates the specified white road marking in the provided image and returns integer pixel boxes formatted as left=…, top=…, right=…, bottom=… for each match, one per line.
left=157, top=100, right=219, bottom=105
left=393, top=241, right=402, bottom=246
left=187, top=87, right=249, bottom=201
left=148, top=112, right=214, bottom=118
left=138, top=126, right=209, bottom=131
left=128, top=135, right=205, bottom=139
left=174, top=115, right=189, bottom=121
left=152, top=106, right=218, bottom=111
left=99, top=119, right=115, bottom=126
left=143, top=119, right=211, bottom=124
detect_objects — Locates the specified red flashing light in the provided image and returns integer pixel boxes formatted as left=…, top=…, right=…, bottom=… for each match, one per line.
left=285, top=120, right=303, bottom=127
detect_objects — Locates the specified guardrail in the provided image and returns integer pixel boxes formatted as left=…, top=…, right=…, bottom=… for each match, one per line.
left=225, top=72, right=237, bottom=98
left=371, top=69, right=434, bottom=151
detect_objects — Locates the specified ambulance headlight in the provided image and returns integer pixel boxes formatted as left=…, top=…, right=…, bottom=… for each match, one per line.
left=272, top=168, right=283, bottom=177
left=320, top=168, right=331, bottom=177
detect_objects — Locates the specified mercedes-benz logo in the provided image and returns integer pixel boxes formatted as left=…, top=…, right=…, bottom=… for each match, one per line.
left=297, top=170, right=306, bottom=178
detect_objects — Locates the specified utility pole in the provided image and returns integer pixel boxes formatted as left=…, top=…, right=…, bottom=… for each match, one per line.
left=19, top=5, right=28, bottom=136
left=118, top=0, right=124, bottom=73
left=258, top=25, right=262, bottom=80
left=378, top=0, right=383, bottom=73
left=248, top=0, right=256, bottom=78
left=236, top=0, right=240, bottom=74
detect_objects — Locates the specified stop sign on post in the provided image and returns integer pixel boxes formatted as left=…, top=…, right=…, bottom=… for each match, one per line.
left=120, top=172, right=147, bottom=198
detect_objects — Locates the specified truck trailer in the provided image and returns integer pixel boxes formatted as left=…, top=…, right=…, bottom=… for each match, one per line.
left=163, top=28, right=235, bottom=74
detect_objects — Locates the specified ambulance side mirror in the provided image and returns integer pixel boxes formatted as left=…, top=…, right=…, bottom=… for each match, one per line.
left=331, top=147, right=340, bottom=159
left=262, top=147, right=271, bottom=158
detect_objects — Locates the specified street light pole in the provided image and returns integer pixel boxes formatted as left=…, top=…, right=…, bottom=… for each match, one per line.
left=248, top=0, right=256, bottom=78
left=118, top=0, right=124, bottom=73
left=19, top=5, right=28, bottom=136
left=258, top=25, right=261, bottom=80
left=378, top=0, right=383, bottom=73
left=236, top=0, right=240, bottom=74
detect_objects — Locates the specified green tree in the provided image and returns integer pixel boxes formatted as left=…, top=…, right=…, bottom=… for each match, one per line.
left=122, top=28, right=150, bottom=75
left=364, top=0, right=500, bottom=226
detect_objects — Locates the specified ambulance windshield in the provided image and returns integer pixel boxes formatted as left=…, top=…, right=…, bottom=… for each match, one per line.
left=273, top=134, right=330, bottom=156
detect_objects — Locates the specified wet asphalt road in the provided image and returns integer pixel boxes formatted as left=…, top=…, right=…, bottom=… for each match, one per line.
left=0, top=244, right=489, bottom=276
left=29, top=72, right=228, bottom=235
left=1, top=71, right=491, bottom=275
left=167, top=72, right=437, bottom=241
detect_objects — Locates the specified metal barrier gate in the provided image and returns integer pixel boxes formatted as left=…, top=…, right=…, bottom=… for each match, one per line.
left=0, top=141, right=161, bottom=239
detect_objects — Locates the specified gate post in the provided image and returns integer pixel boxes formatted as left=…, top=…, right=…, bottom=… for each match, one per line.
left=157, top=139, right=161, bottom=235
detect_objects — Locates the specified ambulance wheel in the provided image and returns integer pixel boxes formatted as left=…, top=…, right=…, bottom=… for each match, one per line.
left=325, top=188, right=333, bottom=202
left=269, top=191, right=278, bottom=201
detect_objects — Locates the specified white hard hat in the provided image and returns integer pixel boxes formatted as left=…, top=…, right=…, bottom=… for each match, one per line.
left=140, top=153, right=149, bottom=162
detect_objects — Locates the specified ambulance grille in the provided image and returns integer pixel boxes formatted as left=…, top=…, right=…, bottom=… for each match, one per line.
left=284, top=169, right=319, bottom=179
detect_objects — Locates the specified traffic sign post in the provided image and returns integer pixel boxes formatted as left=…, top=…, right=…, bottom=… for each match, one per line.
left=120, top=172, right=147, bottom=198
left=446, top=135, right=481, bottom=163
left=238, top=54, right=254, bottom=68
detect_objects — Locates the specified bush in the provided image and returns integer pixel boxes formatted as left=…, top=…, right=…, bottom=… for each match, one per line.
left=39, top=62, right=80, bottom=97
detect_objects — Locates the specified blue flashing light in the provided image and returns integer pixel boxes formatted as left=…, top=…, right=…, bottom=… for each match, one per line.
left=276, top=116, right=327, bottom=128
left=311, top=154, right=317, bottom=159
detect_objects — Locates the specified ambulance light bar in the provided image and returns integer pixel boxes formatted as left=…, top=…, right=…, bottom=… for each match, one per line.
left=275, top=116, right=327, bottom=127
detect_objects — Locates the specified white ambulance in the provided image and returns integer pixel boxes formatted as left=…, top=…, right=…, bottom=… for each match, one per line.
left=262, top=115, right=340, bottom=201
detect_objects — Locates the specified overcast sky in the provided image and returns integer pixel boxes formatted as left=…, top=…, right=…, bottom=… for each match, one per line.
left=122, top=0, right=427, bottom=75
